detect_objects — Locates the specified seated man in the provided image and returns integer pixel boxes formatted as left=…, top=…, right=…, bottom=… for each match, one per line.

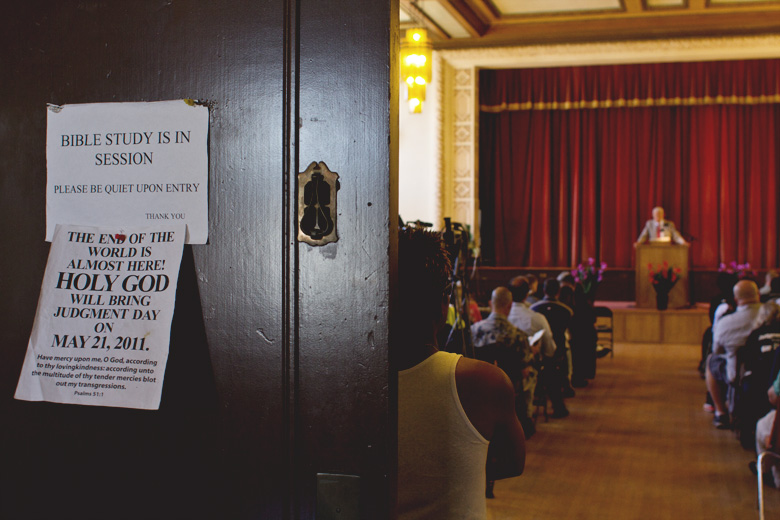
left=733, top=302, right=780, bottom=447
left=760, top=269, right=779, bottom=297
left=471, top=286, right=536, bottom=436
left=557, top=272, right=576, bottom=290
left=531, top=278, right=573, bottom=418
left=705, top=280, right=762, bottom=429
left=760, top=275, right=780, bottom=304
left=525, top=274, right=540, bottom=306
left=507, top=276, right=556, bottom=360
left=397, top=227, right=525, bottom=519
left=507, top=276, right=555, bottom=427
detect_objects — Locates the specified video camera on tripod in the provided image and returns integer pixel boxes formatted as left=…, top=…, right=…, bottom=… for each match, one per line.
left=442, top=218, right=470, bottom=276
left=399, top=215, right=478, bottom=356
left=440, top=218, right=478, bottom=357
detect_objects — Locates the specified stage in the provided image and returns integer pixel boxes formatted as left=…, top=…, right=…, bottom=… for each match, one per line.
left=596, top=301, right=709, bottom=344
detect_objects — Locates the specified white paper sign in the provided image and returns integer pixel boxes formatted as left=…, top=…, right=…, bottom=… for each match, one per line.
left=46, top=100, right=208, bottom=244
left=15, top=224, right=185, bottom=410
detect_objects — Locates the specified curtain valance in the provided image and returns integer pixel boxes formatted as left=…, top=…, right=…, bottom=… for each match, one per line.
left=480, top=59, right=780, bottom=112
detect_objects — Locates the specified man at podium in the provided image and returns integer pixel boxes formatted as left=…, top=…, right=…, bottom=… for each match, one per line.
left=634, top=206, right=689, bottom=247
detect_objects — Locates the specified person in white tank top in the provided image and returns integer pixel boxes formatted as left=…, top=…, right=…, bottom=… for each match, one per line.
left=396, top=226, right=526, bottom=519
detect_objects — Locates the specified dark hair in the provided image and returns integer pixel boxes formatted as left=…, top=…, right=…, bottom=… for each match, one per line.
left=543, top=278, right=560, bottom=298
left=716, top=271, right=739, bottom=296
left=559, top=285, right=574, bottom=308
left=558, top=273, right=575, bottom=286
left=509, top=276, right=529, bottom=303
left=771, top=275, right=780, bottom=293
left=398, top=226, right=452, bottom=325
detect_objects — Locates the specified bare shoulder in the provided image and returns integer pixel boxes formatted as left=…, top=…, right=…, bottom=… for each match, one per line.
left=457, top=357, right=513, bottom=388
left=455, top=357, right=516, bottom=437
left=455, top=356, right=526, bottom=478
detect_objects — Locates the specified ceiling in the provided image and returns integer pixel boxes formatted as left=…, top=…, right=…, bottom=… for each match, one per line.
left=400, top=0, right=780, bottom=49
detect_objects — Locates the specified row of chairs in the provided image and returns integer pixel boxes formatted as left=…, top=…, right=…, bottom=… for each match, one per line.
left=533, top=306, right=614, bottom=421
left=595, top=306, right=614, bottom=358
left=758, top=400, right=780, bottom=519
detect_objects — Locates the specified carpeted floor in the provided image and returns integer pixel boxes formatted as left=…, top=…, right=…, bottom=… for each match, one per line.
left=487, top=342, right=780, bottom=520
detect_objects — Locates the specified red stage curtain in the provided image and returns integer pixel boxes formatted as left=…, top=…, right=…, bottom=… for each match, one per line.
left=479, top=60, right=780, bottom=269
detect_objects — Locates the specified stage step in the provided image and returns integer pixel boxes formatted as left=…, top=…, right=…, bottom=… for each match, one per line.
left=598, top=301, right=710, bottom=344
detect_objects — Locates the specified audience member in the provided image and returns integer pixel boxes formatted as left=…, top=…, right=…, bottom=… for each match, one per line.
left=507, top=276, right=556, bottom=359
left=525, top=274, right=541, bottom=306
left=557, top=272, right=576, bottom=290
left=397, top=227, right=525, bottom=518
left=531, top=279, right=573, bottom=352
left=557, top=284, right=576, bottom=392
left=743, top=301, right=780, bottom=385
left=531, top=278, right=573, bottom=418
left=700, top=271, right=739, bottom=383
left=738, top=302, right=780, bottom=447
left=570, top=284, right=598, bottom=386
left=472, top=287, right=537, bottom=437
left=710, top=271, right=739, bottom=324
left=468, top=296, right=483, bottom=324
left=558, top=284, right=575, bottom=310
left=705, top=280, right=762, bottom=429
left=760, top=275, right=780, bottom=303
left=507, top=276, right=557, bottom=429
left=760, top=269, right=780, bottom=297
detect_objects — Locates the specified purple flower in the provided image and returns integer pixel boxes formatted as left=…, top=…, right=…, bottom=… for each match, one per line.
left=588, top=257, right=595, bottom=265
left=597, top=274, right=603, bottom=282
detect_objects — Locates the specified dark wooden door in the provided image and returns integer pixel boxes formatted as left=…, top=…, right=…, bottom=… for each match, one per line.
left=0, top=2, right=397, bottom=518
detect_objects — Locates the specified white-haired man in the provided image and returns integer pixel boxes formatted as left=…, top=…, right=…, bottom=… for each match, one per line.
left=635, top=206, right=688, bottom=247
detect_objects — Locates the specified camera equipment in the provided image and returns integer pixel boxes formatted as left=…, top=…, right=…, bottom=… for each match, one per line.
left=441, top=218, right=477, bottom=358
left=399, top=216, right=480, bottom=358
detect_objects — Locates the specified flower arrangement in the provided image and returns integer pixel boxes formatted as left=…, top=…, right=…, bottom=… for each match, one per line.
left=572, top=257, right=607, bottom=297
left=648, top=262, right=681, bottom=293
left=718, top=261, right=757, bottom=280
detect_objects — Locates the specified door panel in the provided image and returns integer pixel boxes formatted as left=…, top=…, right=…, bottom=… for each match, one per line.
left=1, top=1, right=395, bottom=518
left=296, top=1, right=397, bottom=516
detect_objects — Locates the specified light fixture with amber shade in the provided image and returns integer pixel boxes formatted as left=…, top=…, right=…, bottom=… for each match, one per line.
left=400, top=28, right=432, bottom=114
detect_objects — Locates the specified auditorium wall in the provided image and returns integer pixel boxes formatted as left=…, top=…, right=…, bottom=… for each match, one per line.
left=399, top=34, right=780, bottom=262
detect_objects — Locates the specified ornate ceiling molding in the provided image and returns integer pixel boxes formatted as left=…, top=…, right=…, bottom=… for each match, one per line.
left=437, top=34, right=780, bottom=69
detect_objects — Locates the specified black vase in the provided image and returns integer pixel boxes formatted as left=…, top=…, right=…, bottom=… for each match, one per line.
left=656, top=291, right=669, bottom=311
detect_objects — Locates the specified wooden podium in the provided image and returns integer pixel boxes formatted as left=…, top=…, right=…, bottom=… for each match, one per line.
left=635, top=243, right=690, bottom=309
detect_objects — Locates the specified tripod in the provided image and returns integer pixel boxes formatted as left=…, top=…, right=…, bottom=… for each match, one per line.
left=441, top=218, right=479, bottom=359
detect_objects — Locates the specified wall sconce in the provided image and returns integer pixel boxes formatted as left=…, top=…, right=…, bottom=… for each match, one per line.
left=400, top=28, right=432, bottom=114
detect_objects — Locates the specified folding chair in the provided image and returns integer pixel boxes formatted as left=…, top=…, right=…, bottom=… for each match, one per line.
left=758, top=399, right=780, bottom=520
left=532, top=360, right=549, bottom=423
left=594, top=306, right=614, bottom=358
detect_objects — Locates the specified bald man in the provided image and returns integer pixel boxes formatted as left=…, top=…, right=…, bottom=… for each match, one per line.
left=635, top=206, right=688, bottom=247
left=471, top=287, right=534, bottom=383
left=471, top=287, right=536, bottom=433
left=705, top=279, right=762, bottom=429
